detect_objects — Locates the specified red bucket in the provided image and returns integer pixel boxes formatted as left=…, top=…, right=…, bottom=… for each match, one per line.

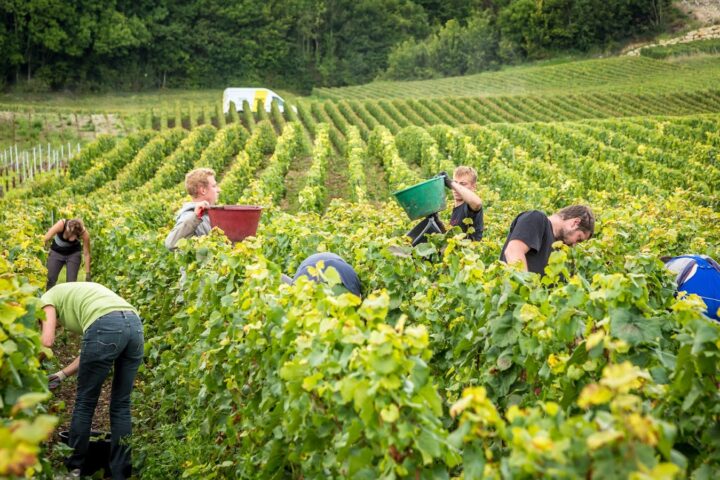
left=206, top=205, right=263, bottom=242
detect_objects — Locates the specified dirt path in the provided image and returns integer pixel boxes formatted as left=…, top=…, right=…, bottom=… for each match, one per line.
left=365, top=155, right=390, bottom=203
left=279, top=154, right=313, bottom=211
left=679, top=0, right=720, bottom=25
left=51, top=335, right=113, bottom=435
left=324, top=152, right=351, bottom=206
left=624, top=24, right=720, bottom=56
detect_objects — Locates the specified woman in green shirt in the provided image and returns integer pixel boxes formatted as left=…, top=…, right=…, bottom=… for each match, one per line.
left=40, top=282, right=143, bottom=480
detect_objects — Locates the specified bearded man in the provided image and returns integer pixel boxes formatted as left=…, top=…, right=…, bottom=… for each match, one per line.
left=500, top=205, right=595, bottom=275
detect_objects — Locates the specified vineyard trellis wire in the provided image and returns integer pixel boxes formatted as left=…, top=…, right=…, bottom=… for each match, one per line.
left=0, top=142, right=81, bottom=195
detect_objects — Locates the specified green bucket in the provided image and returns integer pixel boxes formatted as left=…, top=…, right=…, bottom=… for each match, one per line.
left=393, top=177, right=447, bottom=220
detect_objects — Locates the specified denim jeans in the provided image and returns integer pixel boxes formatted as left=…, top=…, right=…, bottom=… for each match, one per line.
left=66, top=311, right=144, bottom=479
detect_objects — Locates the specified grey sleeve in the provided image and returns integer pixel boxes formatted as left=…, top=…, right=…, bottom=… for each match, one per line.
left=196, top=216, right=212, bottom=236
left=164, top=212, right=202, bottom=250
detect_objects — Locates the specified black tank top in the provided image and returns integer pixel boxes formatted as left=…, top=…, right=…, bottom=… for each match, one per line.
left=50, top=220, right=82, bottom=255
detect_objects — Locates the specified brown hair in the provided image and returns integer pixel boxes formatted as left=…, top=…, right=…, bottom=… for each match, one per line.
left=65, top=219, right=85, bottom=237
left=454, top=166, right=477, bottom=184
left=185, top=168, right=216, bottom=197
left=556, top=205, right=595, bottom=238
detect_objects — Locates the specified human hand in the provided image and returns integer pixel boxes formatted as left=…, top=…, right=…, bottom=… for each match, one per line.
left=85, top=272, right=91, bottom=282
left=437, top=171, right=453, bottom=189
left=194, top=201, right=210, bottom=219
left=48, top=370, right=67, bottom=390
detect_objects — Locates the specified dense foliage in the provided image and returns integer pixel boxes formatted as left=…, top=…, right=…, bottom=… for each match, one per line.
left=0, top=0, right=677, bottom=91
left=1, top=102, right=719, bottom=478
left=0, top=255, right=57, bottom=478
left=374, top=0, right=676, bottom=80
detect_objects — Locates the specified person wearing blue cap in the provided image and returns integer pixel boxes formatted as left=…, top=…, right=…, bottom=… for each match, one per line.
left=283, top=252, right=362, bottom=298
left=663, top=255, right=720, bottom=322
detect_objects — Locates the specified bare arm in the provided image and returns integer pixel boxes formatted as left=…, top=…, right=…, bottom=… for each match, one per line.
left=43, top=220, right=64, bottom=243
left=60, top=356, right=81, bottom=377
left=48, top=355, right=80, bottom=388
left=82, top=230, right=91, bottom=274
left=451, top=182, right=482, bottom=211
left=41, top=305, right=58, bottom=348
left=503, top=239, right=530, bottom=271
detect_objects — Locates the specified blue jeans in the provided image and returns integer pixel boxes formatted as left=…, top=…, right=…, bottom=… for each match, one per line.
left=66, top=311, right=144, bottom=479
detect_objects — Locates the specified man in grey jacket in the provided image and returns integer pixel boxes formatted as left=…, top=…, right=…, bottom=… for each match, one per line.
left=164, top=168, right=221, bottom=250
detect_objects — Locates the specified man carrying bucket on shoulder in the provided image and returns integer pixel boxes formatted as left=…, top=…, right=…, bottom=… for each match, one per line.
left=407, top=166, right=484, bottom=245
left=164, top=168, right=221, bottom=250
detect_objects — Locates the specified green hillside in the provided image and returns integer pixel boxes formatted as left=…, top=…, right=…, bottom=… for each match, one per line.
left=312, top=56, right=720, bottom=100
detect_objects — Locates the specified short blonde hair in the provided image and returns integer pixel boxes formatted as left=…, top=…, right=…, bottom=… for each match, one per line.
left=454, top=166, right=477, bottom=184
left=185, top=168, right=216, bottom=197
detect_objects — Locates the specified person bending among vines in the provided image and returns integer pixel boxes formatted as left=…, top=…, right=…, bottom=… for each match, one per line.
left=282, top=252, right=362, bottom=299
left=500, top=205, right=595, bottom=275
left=41, top=282, right=143, bottom=479
left=43, top=218, right=91, bottom=290
left=663, top=254, right=720, bottom=322
left=165, top=168, right=221, bottom=250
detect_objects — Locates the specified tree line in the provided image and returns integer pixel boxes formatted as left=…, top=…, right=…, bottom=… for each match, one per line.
left=0, top=0, right=674, bottom=93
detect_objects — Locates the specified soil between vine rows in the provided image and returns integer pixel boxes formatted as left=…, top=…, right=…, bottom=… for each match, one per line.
left=51, top=334, right=113, bottom=435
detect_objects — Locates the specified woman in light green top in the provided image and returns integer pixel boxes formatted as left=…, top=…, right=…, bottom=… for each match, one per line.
left=41, top=282, right=143, bottom=480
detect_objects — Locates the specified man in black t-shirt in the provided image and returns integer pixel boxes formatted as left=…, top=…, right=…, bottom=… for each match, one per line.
left=407, top=166, right=484, bottom=244
left=500, top=205, right=595, bottom=275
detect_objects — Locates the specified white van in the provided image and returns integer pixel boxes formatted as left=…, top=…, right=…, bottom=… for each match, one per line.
left=222, top=88, right=288, bottom=114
